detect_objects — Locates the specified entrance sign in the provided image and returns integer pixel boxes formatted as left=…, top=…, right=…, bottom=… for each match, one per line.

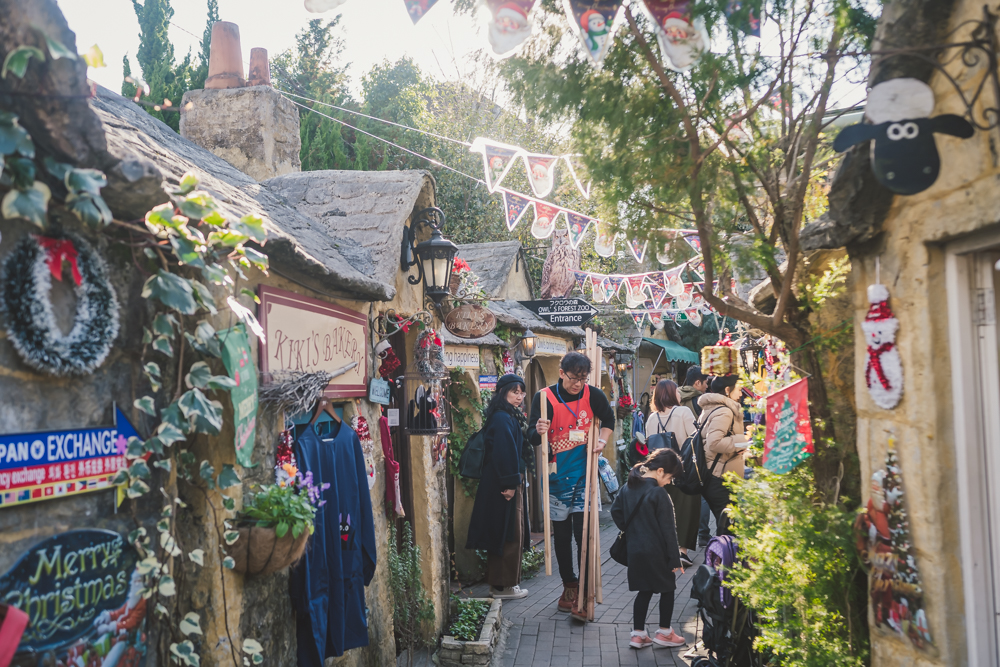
left=258, top=286, right=368, bottom=398
left=0, top=530, right=144, bottom=660
left=519, top=298, right=598, bottom=326
left=0, top=408, right=139, bottom=509
left=444, top=345, right=481, bottom=369
left=220, top=326, right=258, bottom=468
left=762, top=379, right=814, bottom=474
left=444, top=303, right=497, bottom=338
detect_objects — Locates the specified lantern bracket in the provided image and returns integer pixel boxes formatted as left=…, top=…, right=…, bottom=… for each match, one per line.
left=401, top=207, right=447, bottom=286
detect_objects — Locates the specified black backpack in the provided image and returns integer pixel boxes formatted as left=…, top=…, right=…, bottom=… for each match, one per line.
left=645, top=409, right=680, bottom=455
left=458, top=427, right=488, bottom=479
left=674, top=407, right=727, bottom=496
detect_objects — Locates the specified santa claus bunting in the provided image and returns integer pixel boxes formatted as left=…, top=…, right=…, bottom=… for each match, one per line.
left=863, top=284, right=904, bottom=409
left=487, top=1, right=537, bottom=57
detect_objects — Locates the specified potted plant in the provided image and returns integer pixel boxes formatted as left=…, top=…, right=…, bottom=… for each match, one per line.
left=226, top=463, right=328, bottom=576
left=449, top=258, right=471, bottom=295
left=617, top=393, right=634, bottom=419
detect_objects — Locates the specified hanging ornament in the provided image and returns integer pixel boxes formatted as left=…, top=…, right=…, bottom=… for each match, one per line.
left=863, top=283, right=904, bottom=409
left=724, top=0, right=761, bottom=37
left=833, top=79, right=974, bottom=195
left=564, top=0, right=625, bottom=65
left=276, top=430, right=296, bottom=468
left=485, top=0, right=539, bottom=58
left=594, top=222, right=617, bottom=257
left=404, top=0, right=439, bottom=22
left=502, top=190, right=534, bottom=231
left=642, top=0, right=710, bottom=72
left=0, top=233, right=120, bottom=377
left=532, top=202, right=563, bottom=239
left=378, top=347, right=402, bottom=378
left=629, top=238, right=648, bottom=263
left=472, top=139, right=521, bottom=192
left=565, top=212, right=595, bottom=249
left=523, top=154, right=559, bottom=198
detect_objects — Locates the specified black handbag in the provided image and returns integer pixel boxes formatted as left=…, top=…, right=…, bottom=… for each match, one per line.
left=609, top=491, right=649, bottom=565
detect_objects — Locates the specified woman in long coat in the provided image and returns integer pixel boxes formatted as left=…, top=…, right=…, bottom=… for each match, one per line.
left=466, top=374, right=530, bottom=599
left=698, top=375, right=751, bottom=536
left=611, top=448, right=686, bottom=650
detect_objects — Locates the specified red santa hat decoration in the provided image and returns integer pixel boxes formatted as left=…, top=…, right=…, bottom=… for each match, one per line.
left=862, top=283, right=904, bottom=409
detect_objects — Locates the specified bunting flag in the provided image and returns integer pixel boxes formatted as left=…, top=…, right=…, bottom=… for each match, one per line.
left=676, top=284, right=693, bottom=309
left=650, top=284, right=668, bottom=308
left=641, top=0, right=710, bottom=72
left=471, top=138, right=520, bottom=192
left=564, top=0, right=626, bottom=65
left=650, top=271, right=666, bottom=289
left=667, top=271, right=685, bottom=296
left=573, top=271, right=590, bottom=292
left=503, top=190, right=534, bottom=231
left=629, top=238, right=649, bottom=263
left=563, top=156, right=592, bottom=199
left=649, top=310, right=665, bottom=329
left=626, top=275, right=647, bottom=299
left=486, top=0, right=540, bottom=58
left=405, top=0, right=440, bottom=23
left=594, top=222, right=617, bottom=257
left=631, top=310, right=647, bottom=329
left=566, top=212, right=595, bottom=249
left=532, top=202, right=563, bottom=239
left=524, top=154, right=559, bottom=198
left=725, top=0, right=761, bottom=37
left=687, top=308, right=704, bottom=327
left=683, top=233, right=702, bottom=253
left=601, top=276, right=619, bottom=303
left=608, top=275, right=625, bottom=294
left=590, top=275, right=605, bottom=302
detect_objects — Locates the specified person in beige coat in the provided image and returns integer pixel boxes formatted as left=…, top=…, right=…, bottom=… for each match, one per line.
left=645, top=379, right=699, bottom=567
left=697, top=375, right=752, bottom=536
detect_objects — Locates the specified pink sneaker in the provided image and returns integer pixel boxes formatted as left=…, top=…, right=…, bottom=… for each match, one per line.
left=653, top=629, right=686, bottom=647
left=629, top=631, right=653, bottom=649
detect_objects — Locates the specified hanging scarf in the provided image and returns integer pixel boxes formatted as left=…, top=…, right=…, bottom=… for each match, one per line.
left=867, top=343, right=895, bottom=390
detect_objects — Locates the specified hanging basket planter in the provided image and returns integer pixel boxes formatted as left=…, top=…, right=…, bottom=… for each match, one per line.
left=225, top=525, right=309, bottom=577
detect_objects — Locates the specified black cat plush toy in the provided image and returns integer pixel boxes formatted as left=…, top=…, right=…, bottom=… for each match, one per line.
left=833, top=78, right=975, bottom=195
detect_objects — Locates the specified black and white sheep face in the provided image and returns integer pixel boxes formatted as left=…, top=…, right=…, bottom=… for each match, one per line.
left=833, top=78, right=974, bottom=195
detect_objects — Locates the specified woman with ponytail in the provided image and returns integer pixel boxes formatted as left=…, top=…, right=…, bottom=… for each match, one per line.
left=611, top=448, right=687, bottom=650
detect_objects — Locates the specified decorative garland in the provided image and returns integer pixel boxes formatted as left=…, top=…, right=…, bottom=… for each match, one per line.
left=0, top=233, right=119, bottom=376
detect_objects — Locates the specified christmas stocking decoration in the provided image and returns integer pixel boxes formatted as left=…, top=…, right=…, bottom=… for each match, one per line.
left=863, top=284, right=904, bottom=409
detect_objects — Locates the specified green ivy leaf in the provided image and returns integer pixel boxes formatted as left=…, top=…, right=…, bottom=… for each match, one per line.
left=82, top=44, right=105, bottom=68
left=190, top=280, right=217, bottom=315
left=133, top=396, right=156, bottom=416
left=241, top=247, right=269, bottom=274
left=186, top=320, right=222, bottom=358
left=206, top=374, right=237, bottom=391
left=222, top=495, right=235, bottom=511
left=2, top=182, right=50, bottom=228
left=152, top=335, right=173, bottom=357
left=153, top=459, right=172, bottom=472
left=126, top=437, right=146, bottom=459
left=224, top=530, right=240, bottom=545
left=65, top=168, right=107, bottom=195
left=144, top=361, right=161, bottom=378
left=231, top=214, right=267, bottom=243
left=66, top=191, right=112, bottom=227
left=169, top=235, right=206, bottom=268
left=180, top=389, right=224, bottom=435
left=0, top=114, right=32, bottom=156
left=223, top=556, right=236, bottom=570
left=1, top=46, right=45, bottom=79
left=126, top=478, right=150, bottom=499
left=156, top=519, right=170, bottom=533
left=144, top=203, right=188, bottom=236
left=180, top=611, right=203, bottom=637
left=185, top=361, right=213, bottom=389
left=201, top=263, right=231, bottom=286
left=142, top=270, right=199, bottom=315
left=111, top=470, right=129, bottom=486
left=43, top=156, right=71, bottom=181
left=161, top=402, right=190, bottom=436
left=142, top=327, right=153, bottom=345
left=158, top=574, right=176, bottom=597
left=129, top=459, right=151, bottom=480
left=177, top=191, right=216, bottom=221
left=155, top=421, right=186, bottom=447
left=198, top=460, right=216, bottom=489
left=252, top=654, right=262, bottom=665
left=241, top=288, right=260, bottom=304
left=188, top=549, right=205, bottom=566
left=42, top=34, right=77, bottom=61
left=217, top=464, right=241, bottom=490
left=207, top=229, right=249, bottom=247
left=242, top=639, right=263, bottom=655
left=144, top=436, right=164, bottom=456
left=136, top=555, right=159, bottom=575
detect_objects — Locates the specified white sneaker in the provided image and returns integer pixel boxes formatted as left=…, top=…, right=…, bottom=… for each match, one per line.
left=490, top=585, right=528, bottom=599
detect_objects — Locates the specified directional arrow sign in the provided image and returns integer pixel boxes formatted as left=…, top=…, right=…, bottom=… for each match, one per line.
left=519, top=298, right=599, bottom=327
left=0, top=407, right=140, bottom=509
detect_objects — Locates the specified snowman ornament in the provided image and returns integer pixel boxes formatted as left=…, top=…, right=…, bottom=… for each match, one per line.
left=863, top=284, right=904, bottom=409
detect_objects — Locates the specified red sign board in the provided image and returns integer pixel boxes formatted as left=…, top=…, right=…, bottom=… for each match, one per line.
left=762, top=379, right=815, bottom=474
left=257, top=286, right=368, bottom=398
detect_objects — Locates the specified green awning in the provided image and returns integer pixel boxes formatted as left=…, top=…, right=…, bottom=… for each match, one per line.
left=643, top=338, right=699, bottom=364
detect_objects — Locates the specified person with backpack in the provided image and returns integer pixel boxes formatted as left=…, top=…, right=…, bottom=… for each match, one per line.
left=698, top=375, right=753, bottom=536
left=528, top=352, right=616, bottom=619
left=611, top=448, right=687, bottom=650
left=678, top=366, right=709, bottom=418
left=645, top=379, right=699, bottom=568
left=466, top=374, right=530, bottom=599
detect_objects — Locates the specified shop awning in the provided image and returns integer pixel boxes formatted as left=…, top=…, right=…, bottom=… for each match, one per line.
left=642, top=338, right=699, bottom=364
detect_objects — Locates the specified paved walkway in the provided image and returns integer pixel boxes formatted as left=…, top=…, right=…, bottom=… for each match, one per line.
left=465, top=510, right=707, bottom=667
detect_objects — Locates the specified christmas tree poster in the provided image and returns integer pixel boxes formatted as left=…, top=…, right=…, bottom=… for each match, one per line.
left=762, top=379, right=814, bottom=474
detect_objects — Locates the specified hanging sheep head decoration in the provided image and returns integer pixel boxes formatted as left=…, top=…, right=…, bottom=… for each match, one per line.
left=833, top=78, right=975, bottom=195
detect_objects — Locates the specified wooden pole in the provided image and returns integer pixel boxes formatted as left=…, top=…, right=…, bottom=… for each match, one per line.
left=541, top=393, right=552, bottom=577
left=588, top=340, right=603, bottom=615
left=576, top=329, right=596, bottom=618
left=594, top=346, right=604, bottom=606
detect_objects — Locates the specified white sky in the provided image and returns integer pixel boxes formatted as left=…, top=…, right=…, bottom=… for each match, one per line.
left=58, top=0, right=486, bottom=97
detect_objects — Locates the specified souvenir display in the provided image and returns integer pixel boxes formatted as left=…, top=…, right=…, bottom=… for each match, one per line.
left=862, top=284, right=904, bottom=409
left=833, top=78, right=974, bottom=195
left=0, top=234, right=119, bottom=377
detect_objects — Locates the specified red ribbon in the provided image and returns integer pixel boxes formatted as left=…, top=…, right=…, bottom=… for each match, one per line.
left=35, top=236, right=82, bottom=286
left=867, top=343, right=895, bottom=390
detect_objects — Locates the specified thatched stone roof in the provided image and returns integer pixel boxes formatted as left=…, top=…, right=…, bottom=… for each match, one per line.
left=90, top=86, right=427, bottom=302
left=456, top=241, right=525, bottom=299
left=264, top=170, right=435, bottom=292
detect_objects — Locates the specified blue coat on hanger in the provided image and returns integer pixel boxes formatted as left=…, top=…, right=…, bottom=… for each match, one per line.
left=291, top=421, right=377, bottom=665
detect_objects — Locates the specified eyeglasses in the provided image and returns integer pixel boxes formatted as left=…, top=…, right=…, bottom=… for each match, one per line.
left=564, top=373, right=588, bottom=383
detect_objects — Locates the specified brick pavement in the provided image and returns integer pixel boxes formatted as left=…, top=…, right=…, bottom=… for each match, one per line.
left=465, top=510, right=707, bottom=667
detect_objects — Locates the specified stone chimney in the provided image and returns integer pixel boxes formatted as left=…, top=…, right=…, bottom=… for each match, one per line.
left=179, top=22, right=301, bottom=182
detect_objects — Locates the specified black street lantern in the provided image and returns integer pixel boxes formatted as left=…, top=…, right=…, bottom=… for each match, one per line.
left=401, top=207, right=459, bottom=306
left=520, top=329, right=538, bottom=359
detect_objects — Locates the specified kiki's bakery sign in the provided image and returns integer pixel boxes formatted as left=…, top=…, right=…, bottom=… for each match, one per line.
left=258, top=286, right=368, bottom=398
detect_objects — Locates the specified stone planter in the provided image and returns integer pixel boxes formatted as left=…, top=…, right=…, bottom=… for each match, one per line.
left=438, top=598, right=502, bottom=667
left=225, top=525, right=309, bottom=576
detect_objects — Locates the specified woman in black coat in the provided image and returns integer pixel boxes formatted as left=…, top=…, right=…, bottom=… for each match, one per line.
left=611, top=448, right=687, bottom=650
left=466, top=374, right=529, bottom=599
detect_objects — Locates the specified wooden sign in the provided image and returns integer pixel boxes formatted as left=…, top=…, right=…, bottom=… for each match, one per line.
left=444, top=303, right=497, bottom=339
left=257, top=286, right=368, bottom=398
left=536, top=335, right=571, bottom=357
left=444, top=345, right=481, bottom=369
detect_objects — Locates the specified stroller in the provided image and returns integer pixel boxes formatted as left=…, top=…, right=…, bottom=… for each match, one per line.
left=689, top=536, right=763, bottom=667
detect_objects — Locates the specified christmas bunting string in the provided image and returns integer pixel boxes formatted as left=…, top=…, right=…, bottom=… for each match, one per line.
left=486, top=0, right=540, bottom=59
left=564, top=0, right=627, bottom=65
left=471, top=138, right=591, bottom=199
left=404, top=0, right=439, bottom=22
left=641, top=0, right=711, bottom=72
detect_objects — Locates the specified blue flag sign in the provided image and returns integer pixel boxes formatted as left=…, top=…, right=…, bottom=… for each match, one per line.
left=0, top=407, right=140, bottom=509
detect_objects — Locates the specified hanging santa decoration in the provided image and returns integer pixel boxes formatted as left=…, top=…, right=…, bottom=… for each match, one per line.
left=863, top=284, right=904, bottom=409
left=486, top=0, right=538, bottom=58
left=642, top=0, right=710, bottom=72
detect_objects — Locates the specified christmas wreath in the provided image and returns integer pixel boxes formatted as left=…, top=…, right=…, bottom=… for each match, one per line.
left=0, top=233, right=120, bottom=376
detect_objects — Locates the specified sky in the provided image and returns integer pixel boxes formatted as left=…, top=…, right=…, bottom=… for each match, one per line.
left=58, top=0, right=487, bottom=97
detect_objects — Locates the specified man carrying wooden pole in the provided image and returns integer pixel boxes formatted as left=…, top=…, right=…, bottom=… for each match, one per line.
left=527, top=332, right=615, bottom=622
